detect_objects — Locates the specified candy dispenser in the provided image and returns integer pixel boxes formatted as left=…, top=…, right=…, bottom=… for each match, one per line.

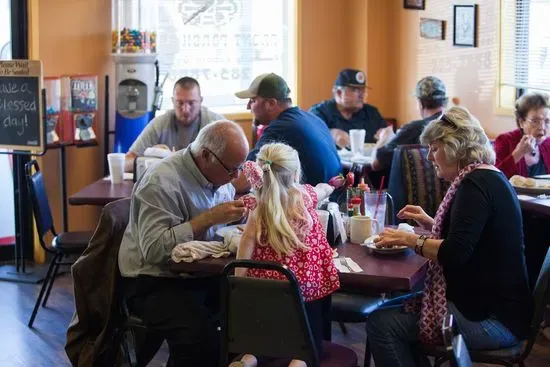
left=112, top=0, right=158, bottom=54
left=44, top=77, right=61, bottom=145
left=111, top=0, right=158, bottom=153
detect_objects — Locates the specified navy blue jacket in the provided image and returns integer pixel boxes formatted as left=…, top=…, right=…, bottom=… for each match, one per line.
left=248, top=107, right=342, bottom=185
left=309, top=99, right=387, bottom=143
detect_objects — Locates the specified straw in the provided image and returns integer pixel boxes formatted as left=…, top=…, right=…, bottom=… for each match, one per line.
left=495, top=152, right=514, bottom=169
left=374, top=176, right=385, bottom=219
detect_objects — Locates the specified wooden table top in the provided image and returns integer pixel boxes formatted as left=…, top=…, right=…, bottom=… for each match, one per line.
left=69, top=178, right=134, bottom=206
left=169, top=242, right=428, bottom=293
left=517, top=194, right=550, bottom=217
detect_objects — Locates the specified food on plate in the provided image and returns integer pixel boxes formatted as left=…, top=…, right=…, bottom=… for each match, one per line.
left=509, top=175, right=526, bottom=187
left=509, top=175, right=537, bottom=188
left=524, top=178, right=537, bottom=188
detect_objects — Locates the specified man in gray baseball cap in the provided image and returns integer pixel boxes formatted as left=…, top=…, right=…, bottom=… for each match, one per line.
left=372, top=76, right=448, bottom=173
left=233, top=73, right=342, bottom=192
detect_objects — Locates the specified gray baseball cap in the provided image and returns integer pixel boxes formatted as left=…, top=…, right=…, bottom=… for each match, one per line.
left=414, top=76, right=447, bottom=100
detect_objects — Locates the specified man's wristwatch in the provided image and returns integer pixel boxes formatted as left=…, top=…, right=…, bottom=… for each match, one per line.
left=415, top=234, right=428, bottom=256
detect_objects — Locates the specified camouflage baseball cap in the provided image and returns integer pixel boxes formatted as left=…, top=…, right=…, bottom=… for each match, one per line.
left=414, top=76, right=447, bottom=100
left=235, top=73, right=291, bottom=99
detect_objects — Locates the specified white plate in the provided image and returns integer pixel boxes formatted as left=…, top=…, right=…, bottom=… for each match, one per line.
left=215, top=224, right=244, bottom=238
left=363, top=235, right=408, bottom=254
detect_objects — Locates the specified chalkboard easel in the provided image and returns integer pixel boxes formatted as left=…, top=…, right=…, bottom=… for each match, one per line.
left=0, top=60, right=47, bottom=283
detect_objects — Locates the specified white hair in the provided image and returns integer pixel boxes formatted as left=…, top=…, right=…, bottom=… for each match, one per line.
left=190, top=119, right=244, bottom=156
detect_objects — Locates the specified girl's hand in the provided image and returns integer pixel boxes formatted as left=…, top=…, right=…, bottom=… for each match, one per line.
left=396, top=205, right=434, bottom=229
left=374, top=228, right=416, bottom=248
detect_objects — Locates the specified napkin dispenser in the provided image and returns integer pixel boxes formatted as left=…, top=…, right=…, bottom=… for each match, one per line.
left=320, top=202, right=346, bottom=247
left=133, top=156, right=162, bottom=182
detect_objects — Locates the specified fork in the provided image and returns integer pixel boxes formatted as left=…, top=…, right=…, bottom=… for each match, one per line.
left=339, top=257, right=353, bottom=272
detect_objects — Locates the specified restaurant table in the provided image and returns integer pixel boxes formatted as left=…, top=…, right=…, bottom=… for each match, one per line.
left=69, top=178, right=134, bottom=206
left=169, top=242, right=428, bottom=294
left=517, top=194, right=550, bottom=217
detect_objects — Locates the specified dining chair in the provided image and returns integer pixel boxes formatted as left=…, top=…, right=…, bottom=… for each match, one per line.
left=220, top=260, right=359, bottom=367
left=442, top=314, right=473, bottom=367
left=425, top=246, right=550, bottom=366
left=388, top=144, right=449, bottom=223
left=25, top=160, right=94, bottom=328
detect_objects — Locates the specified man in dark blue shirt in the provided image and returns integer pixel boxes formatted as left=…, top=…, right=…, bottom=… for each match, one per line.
left=309, top=68, right=388, bottom=148
left=233, top=73, right=342, bottom=191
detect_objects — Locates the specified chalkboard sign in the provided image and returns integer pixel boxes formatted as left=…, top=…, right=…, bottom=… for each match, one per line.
left=0, top=60, right=45, bottom=153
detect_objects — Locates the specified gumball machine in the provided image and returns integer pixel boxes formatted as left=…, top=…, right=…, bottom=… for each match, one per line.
left=111, top=0, right=158, bottom=153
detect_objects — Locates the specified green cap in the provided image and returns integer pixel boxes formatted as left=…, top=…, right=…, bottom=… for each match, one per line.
left=235, top=73, right=291, bottom=99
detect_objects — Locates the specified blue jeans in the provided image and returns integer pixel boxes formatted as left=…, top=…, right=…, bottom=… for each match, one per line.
left=366, top=296, right=519, bottom=367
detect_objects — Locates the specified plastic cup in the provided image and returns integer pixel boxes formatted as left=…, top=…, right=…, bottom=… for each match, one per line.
left=349, top=129, right=366, bottom=155
left=316, top=209, right=330, bottom=234
left=364, top=191, right=387, bottom=232
left=108, top=153, right=125, bottom=184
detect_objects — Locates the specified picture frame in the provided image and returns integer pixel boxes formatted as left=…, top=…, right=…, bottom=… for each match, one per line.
left=403, top=0, right=425, bottom=10
left=420, top=18, right=445, bottom=40
left=453, top=4, right=478, bottom=47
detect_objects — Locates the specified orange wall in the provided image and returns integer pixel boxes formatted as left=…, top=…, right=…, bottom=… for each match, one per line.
left=380, top=0, right=515, bottom=137
left=36, top=0, right=112, bottom=233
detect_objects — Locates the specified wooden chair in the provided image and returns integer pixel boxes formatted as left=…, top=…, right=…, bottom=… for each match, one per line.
left=220, top=260, right=359, bottom=367
left=25, top=160, right=93, bottom=328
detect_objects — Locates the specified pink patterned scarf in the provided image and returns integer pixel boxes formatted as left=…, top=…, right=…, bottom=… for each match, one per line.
left=405, top=162, right=482, bottom=344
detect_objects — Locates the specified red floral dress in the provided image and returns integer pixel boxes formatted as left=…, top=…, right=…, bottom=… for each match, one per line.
left=241, top=185, right=340, bottom=302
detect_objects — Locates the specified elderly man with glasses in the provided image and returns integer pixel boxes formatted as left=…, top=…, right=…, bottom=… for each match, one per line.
left=125, top=76, right=224, bottom=172
left=118, top=120, right=249, bottom=366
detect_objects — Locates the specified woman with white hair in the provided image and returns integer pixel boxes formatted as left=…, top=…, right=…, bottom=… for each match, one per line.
left=366, top=106, right=532, bottom=366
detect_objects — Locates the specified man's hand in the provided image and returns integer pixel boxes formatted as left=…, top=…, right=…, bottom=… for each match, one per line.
left=374, top=126, right=395, bottom=148
left=330, top=129, right=350, bottom=149
left=153, top=144, right=171, bottom=150
left=190, top=200, right=247, bottom=237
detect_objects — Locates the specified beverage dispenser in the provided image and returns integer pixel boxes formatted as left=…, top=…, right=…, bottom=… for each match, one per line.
left=111, top=0, right=158, bottom=153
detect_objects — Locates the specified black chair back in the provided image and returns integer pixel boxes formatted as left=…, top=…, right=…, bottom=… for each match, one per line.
left=220, top=260, right=319, bottom=367
left=25, top=160, right=56, bottom=243
left=520, top=247, right=550, bottom=360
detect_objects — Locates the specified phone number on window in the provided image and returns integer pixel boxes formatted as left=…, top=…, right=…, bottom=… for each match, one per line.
left=180, top=68, right=252, bottom=81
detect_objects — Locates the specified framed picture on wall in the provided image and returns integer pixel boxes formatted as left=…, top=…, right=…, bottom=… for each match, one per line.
left=403, top=0, right=425, bottom=10
left=453, top=4, right=478, bottom=47
left=420, top=18, right=445, bottom=40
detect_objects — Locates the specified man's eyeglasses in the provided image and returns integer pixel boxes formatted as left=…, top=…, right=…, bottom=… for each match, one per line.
left=206, top=148, right=243, bottom=176
left=526, top=118, right=550, bottom=127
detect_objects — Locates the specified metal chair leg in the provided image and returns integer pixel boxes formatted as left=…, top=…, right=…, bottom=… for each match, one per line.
left=338, top=322, right=348, bottom=335
left=42, top=254, right=62, bottom=307
left=364, top=336, right=371, bottom=367
left=28, top=253, right=59, bottom=327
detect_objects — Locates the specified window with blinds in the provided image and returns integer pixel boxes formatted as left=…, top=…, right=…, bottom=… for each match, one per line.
left=155, top=0, right=296, bottom=113
left=500, top=0, right=550, bottom=107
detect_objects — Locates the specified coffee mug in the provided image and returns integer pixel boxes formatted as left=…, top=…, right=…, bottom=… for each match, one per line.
left=350, top=215, right=380, bottom=244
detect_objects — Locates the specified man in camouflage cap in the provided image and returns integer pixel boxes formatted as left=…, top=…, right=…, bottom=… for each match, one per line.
left=310, top=68, right=387, bottom=148
left=371, top=76, right=448, bottom=173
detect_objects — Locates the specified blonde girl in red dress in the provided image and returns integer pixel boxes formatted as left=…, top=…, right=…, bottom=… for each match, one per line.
left=231, top=143, right=340, bottom=367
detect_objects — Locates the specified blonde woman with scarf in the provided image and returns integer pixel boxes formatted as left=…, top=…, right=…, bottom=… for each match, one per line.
left=366, top=106, right=532, bottom=366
